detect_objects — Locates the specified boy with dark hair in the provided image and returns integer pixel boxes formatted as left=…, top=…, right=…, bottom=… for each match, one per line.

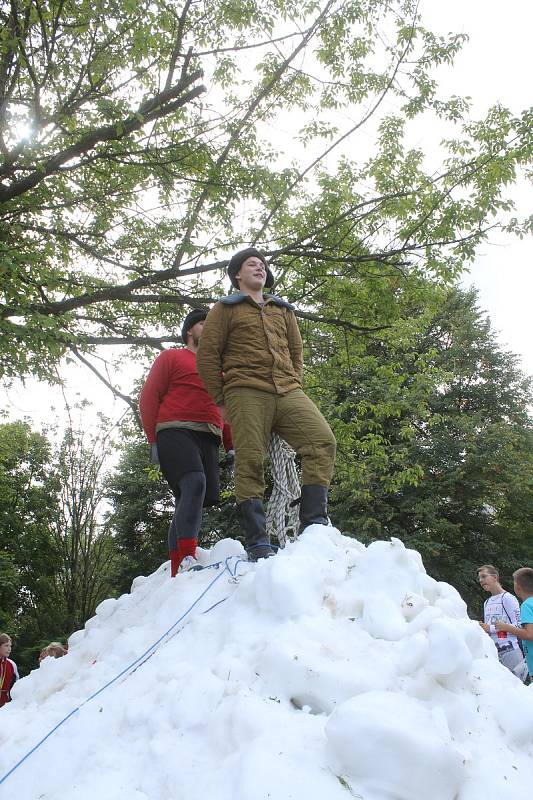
left=140, top=309, right=233, bottom=576
left=477, top=564, right=527, bottom=680
left=495, top=567, right=533, bottom=681
left=197, top=248, right=336, bottom=561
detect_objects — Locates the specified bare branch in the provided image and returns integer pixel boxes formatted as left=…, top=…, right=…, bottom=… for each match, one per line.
left=164, top=0, right=193, bottom=91
left=68, top=344, right=141, bottom=426
left=171, top=0, right=338, bottom=270
left=252, top=5, right=419, bottom=242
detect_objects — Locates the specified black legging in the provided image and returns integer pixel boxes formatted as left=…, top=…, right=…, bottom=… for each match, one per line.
left=156, top=428, right=220, bottom=549
left=167, top=472, right=206, bottom=550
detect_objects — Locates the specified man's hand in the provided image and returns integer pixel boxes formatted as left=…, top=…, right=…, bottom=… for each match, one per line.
left=149, top=443, right=159, bottom=465
left=494, top=621, right=512, bottom=633
left=219, top=449, right=235, bottom=472
left=218, top=404, right=230, bottom=424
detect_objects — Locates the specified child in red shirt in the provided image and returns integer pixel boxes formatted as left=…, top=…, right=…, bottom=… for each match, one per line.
left=0, top=633, right=19, bottom=707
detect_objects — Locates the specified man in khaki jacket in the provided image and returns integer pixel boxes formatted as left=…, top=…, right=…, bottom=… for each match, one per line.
left=197, top=247, right=336, bottom=560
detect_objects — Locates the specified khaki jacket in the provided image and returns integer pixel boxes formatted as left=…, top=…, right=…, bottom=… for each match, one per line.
left=196, top=292, right=303, bottom=403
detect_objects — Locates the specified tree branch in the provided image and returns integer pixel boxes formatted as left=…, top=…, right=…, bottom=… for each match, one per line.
left=68, top=345, right=141, bottom=426
left=171, top=0, right=337, bottom=270
left=0, top=70, right=206, bottom=200
left=252, top=3, right=420, bottom=242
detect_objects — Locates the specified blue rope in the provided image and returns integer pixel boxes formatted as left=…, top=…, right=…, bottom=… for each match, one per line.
left=0, top=555, right=241, bottom=787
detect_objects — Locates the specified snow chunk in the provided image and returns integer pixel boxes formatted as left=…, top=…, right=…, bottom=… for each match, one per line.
left=493, top=684, right=533, bottom=745
left=209, top=536, right=246, bottom=563
left=425, top=618, right=473, bottom=678
left=361, top=592, right=408, bottom=640
left=95, top=597, right=118, bottom=621
left=326, top=690, right=466, bottom=800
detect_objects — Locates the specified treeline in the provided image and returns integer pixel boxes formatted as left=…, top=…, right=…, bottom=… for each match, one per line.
left=1, top=288, right=531, bottom=675
left=0, top=419, right=121, bottom=675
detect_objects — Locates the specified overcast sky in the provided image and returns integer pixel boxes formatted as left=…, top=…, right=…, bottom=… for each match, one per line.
left=2, top=1, right=532, bottom=429
left=426, top=1, right=533, bottom=376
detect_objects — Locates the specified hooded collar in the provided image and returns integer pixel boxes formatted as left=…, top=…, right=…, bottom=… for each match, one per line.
left=219, top=291, right=294, bottom=310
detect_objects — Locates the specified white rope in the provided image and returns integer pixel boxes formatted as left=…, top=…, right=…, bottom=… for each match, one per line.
left=266, top=433, right=300, bottom=548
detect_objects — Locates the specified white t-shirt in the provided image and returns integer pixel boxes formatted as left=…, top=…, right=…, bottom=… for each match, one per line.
left=484, top=591, right=522, bottom=652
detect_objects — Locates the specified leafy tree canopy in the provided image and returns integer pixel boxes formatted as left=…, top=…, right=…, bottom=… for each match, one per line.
left=0, top=419, right=58, bottom=636
left=0, top=416, right=119, bottom=674
left=1, top=0, right=532, bottom=392
left=320, top=287, right=533, bottom=612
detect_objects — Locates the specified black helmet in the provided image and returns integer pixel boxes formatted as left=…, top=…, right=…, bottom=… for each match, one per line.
left=181, top=308, right=208, bottom=344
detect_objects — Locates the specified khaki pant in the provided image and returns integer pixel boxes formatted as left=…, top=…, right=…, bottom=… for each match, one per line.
left=225, top=387, right=336, bottom=504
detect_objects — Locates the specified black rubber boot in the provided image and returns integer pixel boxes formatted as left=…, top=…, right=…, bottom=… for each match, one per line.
left=238, top=498, right=276, bottom=561
left=298, top=484, right=329, bottom=535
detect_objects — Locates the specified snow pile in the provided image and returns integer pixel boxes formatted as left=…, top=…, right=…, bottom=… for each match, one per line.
left=1, top=527, right=532, bottom=799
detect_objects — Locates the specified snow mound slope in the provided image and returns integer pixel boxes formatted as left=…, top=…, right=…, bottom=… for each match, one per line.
left=1, top=526, right=532, bottom=800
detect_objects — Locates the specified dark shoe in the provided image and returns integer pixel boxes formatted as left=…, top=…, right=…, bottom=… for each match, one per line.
left=298, top=484, right=329, bottom=535
left=238, top=498, right=275, bottom=560
left=247, top=544, right=276, bottom=562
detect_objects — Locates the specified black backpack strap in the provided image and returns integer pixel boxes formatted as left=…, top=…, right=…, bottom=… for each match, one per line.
left=501, top=592, right=514, bottom=623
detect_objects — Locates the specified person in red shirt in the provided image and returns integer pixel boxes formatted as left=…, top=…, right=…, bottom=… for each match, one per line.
left=0, top=633, right=19, bottom=707
left=139, top=309, right=233, bottom=576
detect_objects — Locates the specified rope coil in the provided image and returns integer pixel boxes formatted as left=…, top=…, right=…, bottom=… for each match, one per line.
left=266, top=433, right=300, bottom=548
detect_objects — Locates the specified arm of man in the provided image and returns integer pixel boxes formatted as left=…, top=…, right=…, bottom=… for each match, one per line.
left=494, top=621, right=533, bottom=640
left=139, top=351, right=172, bottom=443
left=196, top=303, right=228, bottom=404
left=286, top=309, right=303, bottom=381
left=479, top=599, right=494, bottom=634
left=222, top=422, right=233, bottom=452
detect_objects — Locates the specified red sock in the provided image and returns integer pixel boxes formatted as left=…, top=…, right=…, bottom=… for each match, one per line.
left=169, top=549, right=180, bottom=578
left=178, top=537, right=197, bottom=566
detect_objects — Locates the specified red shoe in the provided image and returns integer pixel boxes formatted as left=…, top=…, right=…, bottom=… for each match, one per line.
left=169, top=538, right=197, bottom=578
left=178, top=537, right=197, bottom=563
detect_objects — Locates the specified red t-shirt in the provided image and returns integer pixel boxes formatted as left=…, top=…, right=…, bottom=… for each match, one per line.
left=139, top=348, right=232, bottom=449
left=0, top=657, right=18, bottom=706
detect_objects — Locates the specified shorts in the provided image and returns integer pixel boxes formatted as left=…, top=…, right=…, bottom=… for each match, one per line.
left=498, top=646, right=528, bottom=683
left=156, top=428, right=220, bottom=507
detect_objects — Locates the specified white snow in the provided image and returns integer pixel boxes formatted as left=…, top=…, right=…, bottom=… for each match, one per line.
left=1, top=526, right=532, bottom=799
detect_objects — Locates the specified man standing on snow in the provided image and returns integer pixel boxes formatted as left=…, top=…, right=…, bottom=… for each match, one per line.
left=140, top=309, right=233, bottom=577
left=196, top=248, right=336, bottom=561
